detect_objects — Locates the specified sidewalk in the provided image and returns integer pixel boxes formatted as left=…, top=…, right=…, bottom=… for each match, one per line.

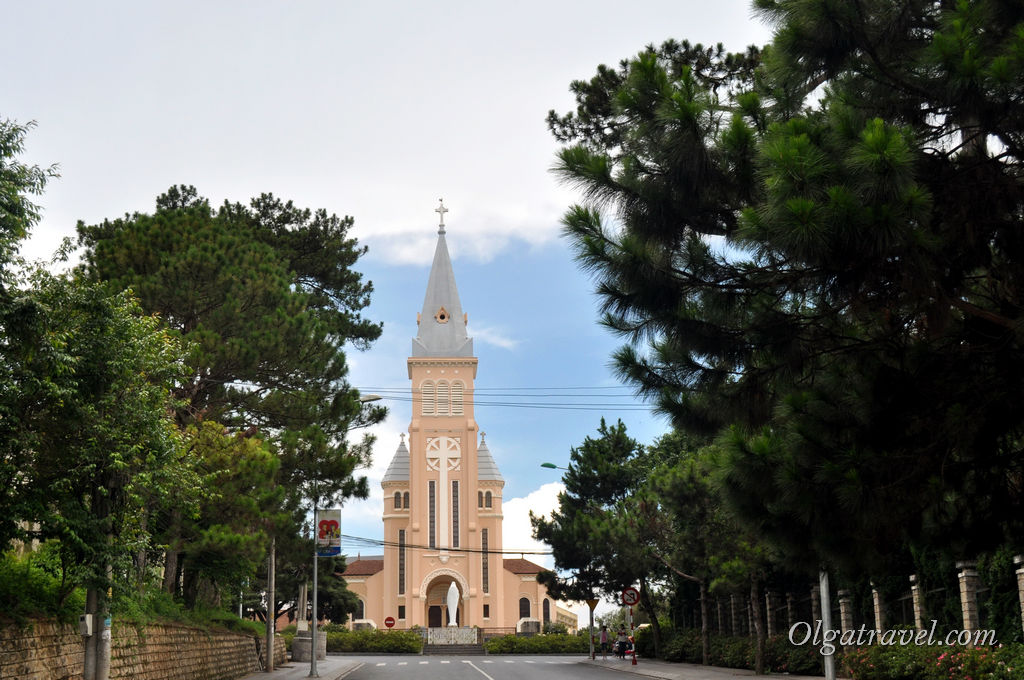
left=239, top=656, right=363, bottom=680
left=580, top=656, right=826, bottom=680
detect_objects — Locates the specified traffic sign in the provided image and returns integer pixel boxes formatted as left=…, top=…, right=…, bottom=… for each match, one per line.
left=384, top=616, right=396, bottom=629
left=621, top=587, right=640, bottom=606
left=586, top=598, right=600, bottom=610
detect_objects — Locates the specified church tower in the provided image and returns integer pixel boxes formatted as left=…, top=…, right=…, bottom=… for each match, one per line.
left=379, top=200, right=506, bottom=629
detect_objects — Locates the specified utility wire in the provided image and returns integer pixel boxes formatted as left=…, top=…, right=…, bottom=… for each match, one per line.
left=340, top=533, right=552, bottom=557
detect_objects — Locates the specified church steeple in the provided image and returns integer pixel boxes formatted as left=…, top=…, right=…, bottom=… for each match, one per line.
left=412, top=199, right=473, bottom=357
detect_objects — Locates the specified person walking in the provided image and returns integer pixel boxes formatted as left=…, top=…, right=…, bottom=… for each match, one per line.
left=615, top=628, right=628, bottom=659
left=600, top=625, right=609, bottom=661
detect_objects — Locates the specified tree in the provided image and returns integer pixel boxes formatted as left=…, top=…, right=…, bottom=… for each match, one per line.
left=552, top=1, right=1024, bottom=577
left=0, top=268, right=185, bottom=632
left=76, top=186, right=385, bottom=604
left=532, top=419, right=671, bottom=656
left=0, top=119, right=59, bottom=277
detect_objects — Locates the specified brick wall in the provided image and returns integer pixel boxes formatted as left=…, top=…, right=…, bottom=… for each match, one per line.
left=0, top=619, right=287, bottom=680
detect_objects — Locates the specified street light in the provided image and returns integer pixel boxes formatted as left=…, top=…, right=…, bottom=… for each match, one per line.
left=308, top=393, right=383, bottom=678
left=540, top=462, right=568, bottom=470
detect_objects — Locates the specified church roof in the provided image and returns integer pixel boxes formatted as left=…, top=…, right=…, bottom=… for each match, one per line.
left=342, top=557, right=384, bottom=576
left=503, top=558, right=549, bottom=574
left=476, top=436, right=503, bottom=482
left=412, top=202, right=473, bottom=358
left=382, top=436, right=410, bottom=483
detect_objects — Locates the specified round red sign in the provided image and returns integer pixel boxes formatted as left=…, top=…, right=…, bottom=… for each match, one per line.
left=621, top=587, right=640, bottom=606
left=384, top=616, right=396, bottom=629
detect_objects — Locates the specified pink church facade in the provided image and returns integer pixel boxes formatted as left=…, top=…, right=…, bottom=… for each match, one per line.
left=342, top=205, right=576, bottom=633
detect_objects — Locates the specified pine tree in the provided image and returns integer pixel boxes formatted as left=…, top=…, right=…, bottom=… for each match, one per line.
left=552, top=1, right=1024, bottom=575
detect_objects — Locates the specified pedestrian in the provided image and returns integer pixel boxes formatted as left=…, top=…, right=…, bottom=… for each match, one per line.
left=600, top=624, right=609, bottom=660
left=616, top=628, right=628, bottom=659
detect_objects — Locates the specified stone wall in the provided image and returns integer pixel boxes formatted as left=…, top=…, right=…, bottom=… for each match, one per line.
left=0, top=619, right=287, bottom=680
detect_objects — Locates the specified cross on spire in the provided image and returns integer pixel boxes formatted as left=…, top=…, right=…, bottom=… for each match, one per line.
left=435, top=198, right=448, bottom=234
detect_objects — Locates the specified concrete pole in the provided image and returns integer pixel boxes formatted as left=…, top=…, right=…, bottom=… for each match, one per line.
left=266, top=536, right=275, bottom=673
left=819, top=570, right=835, bottom=680
left=309, top=504, right=319, bottom=678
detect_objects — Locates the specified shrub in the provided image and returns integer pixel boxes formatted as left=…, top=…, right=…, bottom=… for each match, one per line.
left=841, top=642, right=1024, bottom=680
left=484, top=633, right=589, bottom=654
left=0, top=549, right=86, bottom=625
left=322, top=628, right=422, bottom=653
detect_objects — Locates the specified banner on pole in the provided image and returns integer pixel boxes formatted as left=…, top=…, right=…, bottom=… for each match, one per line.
left=316, top=509, right=342, bottom=557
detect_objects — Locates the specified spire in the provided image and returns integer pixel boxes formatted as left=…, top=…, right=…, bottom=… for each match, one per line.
left=412, top=199, right=473, bottom=357
left=382, top=434, right=410, bottom=483
left=477, top=432, right=503, bottom=482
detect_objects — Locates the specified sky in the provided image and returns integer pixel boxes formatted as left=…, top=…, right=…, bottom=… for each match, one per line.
left=7, top=0, right=773, bottom=623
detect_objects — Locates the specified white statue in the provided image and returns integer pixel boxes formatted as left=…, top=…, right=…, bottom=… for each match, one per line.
left=445, top=581, right=459, bottom=627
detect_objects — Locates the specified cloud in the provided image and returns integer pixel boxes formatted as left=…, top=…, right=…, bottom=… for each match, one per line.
left=501, top=482, right=563, bottom=571
left=470, top=324, right=520, bottom=351
left=502, top=482, right=623, bottom=627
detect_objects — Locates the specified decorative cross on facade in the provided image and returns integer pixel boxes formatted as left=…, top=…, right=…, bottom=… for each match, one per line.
left=426, top=436, right=461, bottom=549
left=436, top=198, right=448, bottom=234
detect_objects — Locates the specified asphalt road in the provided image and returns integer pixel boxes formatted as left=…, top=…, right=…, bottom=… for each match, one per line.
left=342, top=655, right=620, bottom=680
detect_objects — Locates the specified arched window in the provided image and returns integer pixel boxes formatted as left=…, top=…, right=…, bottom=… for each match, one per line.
left=451, top=381, right=464, bottom=415
left=403, top=491, right=410, bottom=509
left=543, top=599, right=551, bottom=624
left=478, top=490, right=483, bottom=508
left=393, top=491, right=401, bottom=509
left=420, top=381, right=435, bottom=416
left=436, top=381, right=450, bottom=416
left=519, top=597, right=531, bottom=619
left=485, top=491, right=492, bottom=508
left=354, top=599, right=365, bottom=620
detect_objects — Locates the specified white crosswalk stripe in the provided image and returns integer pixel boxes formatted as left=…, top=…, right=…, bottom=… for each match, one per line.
left=375, top=662, right=386, bottom=666
left=441, top=660, right=450, bottom=664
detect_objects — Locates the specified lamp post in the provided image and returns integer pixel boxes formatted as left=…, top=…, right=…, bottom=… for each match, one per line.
left=308, top=394, right=382, bottom=678
left=540, top=462, right=598, bottom=660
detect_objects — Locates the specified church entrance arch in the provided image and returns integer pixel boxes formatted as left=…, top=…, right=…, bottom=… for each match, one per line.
left=421, top=568, right=475, bottom=643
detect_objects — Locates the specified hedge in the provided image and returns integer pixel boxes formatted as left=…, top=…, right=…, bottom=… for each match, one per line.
left=484, top=633, right=589, bottom=654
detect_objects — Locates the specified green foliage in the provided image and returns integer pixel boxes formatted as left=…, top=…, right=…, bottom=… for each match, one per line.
left=842, top=643, right=1024, bottom=680
left=483, top=633, right=589, bottom=654
left=553, top=0, right=1024, bottom=580
left=76, top=185, right=385, bottom=609
left=641, top=627, right=821, bottom=675
left=0, top=118, right=59, bottom=269
left=321, top=628, right=422, bottom=653
left=0, top=269, right=185, bottom=596
left=0, top=549, right=85, bottom=625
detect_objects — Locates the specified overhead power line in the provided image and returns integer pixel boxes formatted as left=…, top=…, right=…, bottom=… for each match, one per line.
left=341, top=533, right=552, bottom=557
left=356, top=385, right=652, bottom=412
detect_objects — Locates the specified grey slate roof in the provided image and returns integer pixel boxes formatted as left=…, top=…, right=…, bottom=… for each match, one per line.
left=412, top=229, right=473, bottom=357
left=477, top=438, right=503, bottom=482
left=381, top=437, right=410, bottom=483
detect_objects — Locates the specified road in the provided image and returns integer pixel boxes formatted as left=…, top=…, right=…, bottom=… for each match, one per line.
left=343, top=655, right=620, bottom=680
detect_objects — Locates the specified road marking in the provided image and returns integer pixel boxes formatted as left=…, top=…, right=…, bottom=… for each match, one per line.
left=524, top=660, right=535, bottom=663
left=398, top=662, right=407, bottom=666
left=441, top=660, right=450, bottom=664
left=419, top=661, right=428, bottom=664
left=375, top=662, right=386, bottom=666
left=465, top=660, right=497, bottom=680
left=503, top=660, right=514, bottom=663
left=483, top=660, right=493, bottom=663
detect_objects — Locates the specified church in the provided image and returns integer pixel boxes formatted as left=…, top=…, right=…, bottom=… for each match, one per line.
left=341, top=203, right=577, bottom=634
